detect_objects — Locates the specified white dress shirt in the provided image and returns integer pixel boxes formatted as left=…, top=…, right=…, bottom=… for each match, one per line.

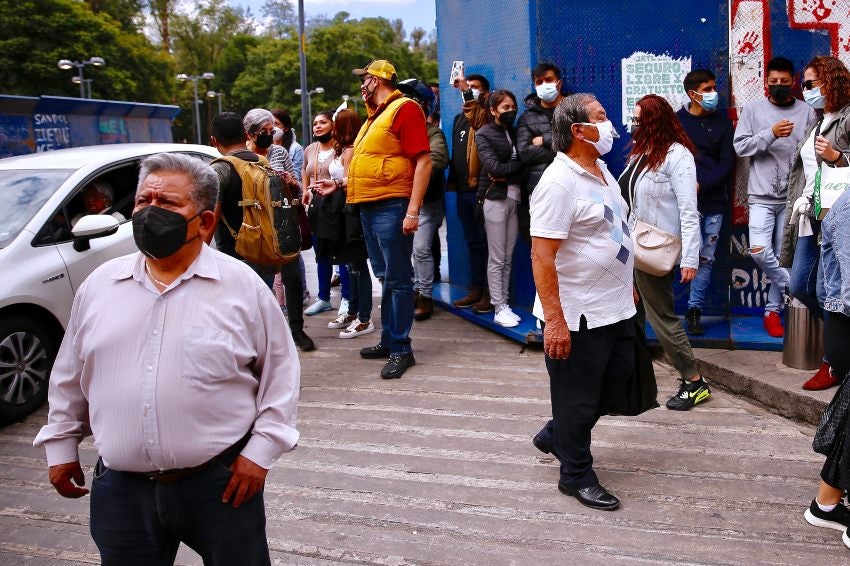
left=34, top=245, right=300, bottom=472
left=531, top=153, right=636, bottom=330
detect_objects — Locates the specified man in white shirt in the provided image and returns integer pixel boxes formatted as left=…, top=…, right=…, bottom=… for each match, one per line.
left=34, top=153, right=300, bottom=565
left=529, top=93, right=636, bottom=511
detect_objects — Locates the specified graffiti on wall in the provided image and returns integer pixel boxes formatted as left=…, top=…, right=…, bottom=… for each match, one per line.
left=789, top=0, right=850, bottom=68
left=620, top=52, right=691, bottom=126
left=98, top=117, right=128, bottom=144
left=0, top=115, right=31, bottom=157
left=32, top=114, right=71, bottom=152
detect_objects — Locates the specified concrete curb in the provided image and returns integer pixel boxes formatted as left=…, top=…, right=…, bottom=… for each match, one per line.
left=651, top=347, right=834, bottom=427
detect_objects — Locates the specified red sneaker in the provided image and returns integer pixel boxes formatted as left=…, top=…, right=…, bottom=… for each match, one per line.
left=763, top=311, right=784, bottom=338
left=802, top=362, right=838, bottom=391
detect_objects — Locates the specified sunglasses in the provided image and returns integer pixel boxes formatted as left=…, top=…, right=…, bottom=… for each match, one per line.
left=801, top=79, right=822, bottom=91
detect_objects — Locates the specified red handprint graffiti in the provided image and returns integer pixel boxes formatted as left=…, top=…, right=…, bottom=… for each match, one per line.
left=736, top=30, right=761, bottom=54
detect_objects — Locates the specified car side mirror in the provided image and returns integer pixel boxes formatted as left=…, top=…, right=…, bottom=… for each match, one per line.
left=72, top=214, right=120, bottom=252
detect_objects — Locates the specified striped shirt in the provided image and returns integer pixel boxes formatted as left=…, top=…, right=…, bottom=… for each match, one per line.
left=34, top=245, right=300, bottom=472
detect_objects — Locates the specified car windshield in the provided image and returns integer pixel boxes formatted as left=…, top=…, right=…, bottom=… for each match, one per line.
left=0, top=169, right=74, bottom=249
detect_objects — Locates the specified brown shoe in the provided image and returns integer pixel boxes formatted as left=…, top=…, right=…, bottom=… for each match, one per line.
left=472, top=290, right=494, bottom=313
left=453, top=286, right=482, bottom=309
left=414, top=296, right=434, bottom=321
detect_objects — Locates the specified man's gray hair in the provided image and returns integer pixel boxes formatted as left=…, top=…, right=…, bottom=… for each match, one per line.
left=137, top=153, right=219, bottom=212
left=243, top=108, right=274, bottom=135
left=551, top=93, right=598, bottom=153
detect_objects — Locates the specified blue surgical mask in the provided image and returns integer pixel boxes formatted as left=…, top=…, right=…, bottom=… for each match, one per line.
left=804, top=87, right=825, bottom=109
left=535, top=82, right=559, bottom=103
left=697, top=91, right=719, bottom=111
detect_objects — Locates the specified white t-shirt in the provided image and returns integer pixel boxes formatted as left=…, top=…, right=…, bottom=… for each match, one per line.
left=530, top=153, right=636, bottom=330
left=801, top=112, right=837, bottom=198
left=328, top=155, right=344, bottom=180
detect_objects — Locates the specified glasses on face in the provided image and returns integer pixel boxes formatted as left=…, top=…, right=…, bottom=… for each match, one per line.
left=256, top=129, right=274, bottom=136
left=801, top=79, right=822, bottom=91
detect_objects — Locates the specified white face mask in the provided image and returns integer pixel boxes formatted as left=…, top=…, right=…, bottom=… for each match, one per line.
left=535, top=82, right=559, bottom=103
left=803, top=86, right=825, bottom=109
left=579, top=120, right=618, bottom=156
left=272, top=127, right=283, bottom=142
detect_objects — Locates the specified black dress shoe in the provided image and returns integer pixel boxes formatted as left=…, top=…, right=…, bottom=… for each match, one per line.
left=380, top=353, right=415, bottom=379
left=360, top=344, right=390, bottom=359
left=558, top=482, right=620, bottom=511
left=532, top=434, right=555, bottom=456
left=291, top=329, right=315, bottom=352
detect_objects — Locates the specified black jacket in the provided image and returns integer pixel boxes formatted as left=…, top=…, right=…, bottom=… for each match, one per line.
left=516, top=94, right=556, bottom=193
left=475, top=122, right=526, bottom=200
left=676, top=107, right=735, bottom=215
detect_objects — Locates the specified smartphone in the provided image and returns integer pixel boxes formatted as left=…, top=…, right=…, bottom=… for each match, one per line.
left=449, top=60, right=464, bottom=86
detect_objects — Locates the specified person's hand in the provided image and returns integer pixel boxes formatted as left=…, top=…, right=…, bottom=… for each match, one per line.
left=543, top=318, right=571, bottom=360
left=453, top=73, right=467, bottom=90
left=282, top=171, right=299, bottom=188
left=402, top=214, right=419, bottom=235
left=680, top=267, right=697, bottom=283
left=221, top=455, right=268, bottom=508
left=793, top=195, right=811, bottom=217
left=815, top=135, right=842, bottom=163
left=633, top=286, right=640, bottom=305
left=49, top=462, right=89, bottom=498
left=532, top=136, right=544, bottom=146
left=487, top=174, right=506, bottom=183
left=302, top=188, right=313, bottom=206
left=308, top=178, right=338, bottom=197
left=771, top=119, right=794, bottom=138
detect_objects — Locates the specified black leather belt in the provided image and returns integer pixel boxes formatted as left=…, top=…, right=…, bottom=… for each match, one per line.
left=134, top=431, right=251, bottom=484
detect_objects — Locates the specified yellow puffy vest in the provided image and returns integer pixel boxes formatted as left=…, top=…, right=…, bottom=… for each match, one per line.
left=347, top=91, right=422, bottom=204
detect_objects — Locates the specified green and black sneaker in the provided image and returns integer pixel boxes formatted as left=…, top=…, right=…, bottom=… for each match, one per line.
left=666, top=377, right=711, bottom=411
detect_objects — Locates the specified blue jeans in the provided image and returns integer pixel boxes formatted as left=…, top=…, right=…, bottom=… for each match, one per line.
left=90, top=457, right=269, bottom=566
left=790, top=232, right=826, bottom=319
left=748, top=202, right=790, bottom=314
left=456, top=191, right=488, bottom=289
left=313, top=235, right=350, bottom=302
left=360, top=198, right=414, bottom=354
left=413, top=199, right=445, bottom=298
left=347, top=258, right=373, bottom=323
left=688, top=213, right=724, bottom=310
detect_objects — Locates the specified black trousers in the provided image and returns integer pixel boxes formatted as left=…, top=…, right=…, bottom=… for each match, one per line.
left=539, top=316, right=636, bottom=489
left=250, top=260, right=304, bottom=332
left=821, top=312, right=850, bottom=489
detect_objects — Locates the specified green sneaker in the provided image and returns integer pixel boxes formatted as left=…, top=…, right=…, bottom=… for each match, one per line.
left=666, top=377, right=711, bottom=411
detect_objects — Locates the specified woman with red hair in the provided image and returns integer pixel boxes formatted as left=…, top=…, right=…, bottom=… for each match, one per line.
left=619, top=94, right=707, bottom=411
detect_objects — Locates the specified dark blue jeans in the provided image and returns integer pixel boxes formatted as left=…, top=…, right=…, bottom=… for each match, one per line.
left=313, top=236, right=350, bottom=302
left=360, top=198, right=414, bottom=354
left=347, top=258, right=373, bottom=323
left=790, top=233, right=826, bottom=319
left=90, top=458, right=270, bottom=566
left=456, top=191, right=488, bottom=289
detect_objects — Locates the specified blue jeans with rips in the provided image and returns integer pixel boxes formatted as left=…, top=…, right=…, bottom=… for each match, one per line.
left=748, top=201, right=790, bottom=314
left=360, top=198, right=414, bottom=354
left=688, top=213, right=724, bottom=311
left=790, top=231, right=826, bottom=319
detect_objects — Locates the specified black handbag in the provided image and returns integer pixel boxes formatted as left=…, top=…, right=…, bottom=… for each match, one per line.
left=607, top=311, right=659, bottom=417
left=814, top=374, right=850, bottom=455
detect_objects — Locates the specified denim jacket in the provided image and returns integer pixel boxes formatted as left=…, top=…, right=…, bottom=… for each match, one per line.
left=821, top=188, right=850, bottom=315
left=626, top=143, right=701, bottom=269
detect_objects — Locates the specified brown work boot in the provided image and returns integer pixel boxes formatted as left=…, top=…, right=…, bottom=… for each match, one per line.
left=414, top=295, right=434, bottom=321
left=472, top=289, right=494, bottom=313
left=453, top=286, right=482, bottom=309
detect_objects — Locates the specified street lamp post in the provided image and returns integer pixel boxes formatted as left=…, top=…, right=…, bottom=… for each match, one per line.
left=293, top=87, right=324, bottom=139
left=57, top=57, right=105, bottom=99
left=71, top=77, right=93, bottom=99
left=206, top=91, right=223, bottom=114
left=177, top=72, right=215, bottom=145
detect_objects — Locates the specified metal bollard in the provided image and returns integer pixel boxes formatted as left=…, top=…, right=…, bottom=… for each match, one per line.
left=782, top=299, right=824, bottom=370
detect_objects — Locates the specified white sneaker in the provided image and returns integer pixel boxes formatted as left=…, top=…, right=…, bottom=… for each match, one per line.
left=339, top=319, right=375, bottom=339
left=494, top=306, right=519, bottom=328
left=328, top=313, right=357, bottom=329
left=338, top=298, right=350, bottom=316
left=501, top=305, right=521, bottom=322
left=304, top=299, right=333, bottom=316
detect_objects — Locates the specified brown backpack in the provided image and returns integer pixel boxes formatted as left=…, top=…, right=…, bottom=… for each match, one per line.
left=214, top=155, right=301, bottom=267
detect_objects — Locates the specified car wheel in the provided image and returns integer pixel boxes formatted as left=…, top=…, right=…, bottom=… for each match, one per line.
left=0, top=317, right=56, bottom=425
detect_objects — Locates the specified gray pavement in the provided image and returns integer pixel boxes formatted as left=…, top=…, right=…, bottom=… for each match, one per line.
left=0, top=305, right=846, bottom=565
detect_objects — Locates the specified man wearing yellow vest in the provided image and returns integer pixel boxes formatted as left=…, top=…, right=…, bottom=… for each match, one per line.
left=347, top=60, right=432, bottom=379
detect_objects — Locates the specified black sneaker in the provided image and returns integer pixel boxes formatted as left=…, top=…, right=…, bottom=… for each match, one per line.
left=666, top=377, right=711, bottom=411
left=291, top=329, right=315, bottom=352
left=381, top=353, right=415, bottom=379
left=804, top=499, right=850, bottom=532
left=360, top=344, right=390, bottom=359
left=686, top=307, right=704, bottom=335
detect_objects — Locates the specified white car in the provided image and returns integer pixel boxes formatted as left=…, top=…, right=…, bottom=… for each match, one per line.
left=0, top=143, right=221, bottom=424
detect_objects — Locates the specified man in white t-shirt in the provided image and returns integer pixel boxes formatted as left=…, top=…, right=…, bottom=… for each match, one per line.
left=529, top=93, right=636, bottom=511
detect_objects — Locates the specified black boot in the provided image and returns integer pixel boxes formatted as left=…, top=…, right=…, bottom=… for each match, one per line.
left=686, top=307, right=704, bottom=335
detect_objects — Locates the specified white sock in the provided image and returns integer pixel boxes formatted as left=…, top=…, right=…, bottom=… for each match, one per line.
left=816, top=498, right=838, bottom=513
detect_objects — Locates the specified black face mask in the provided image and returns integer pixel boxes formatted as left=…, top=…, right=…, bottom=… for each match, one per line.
left=132, top=205, right=200, bottom=259
left=499, top=110, right=517, bottom=126
left=255, top=132, right=274, bottom=149
left=768, top=84, right=792, bottom=101
left=315, top=132, right=333, bottom=143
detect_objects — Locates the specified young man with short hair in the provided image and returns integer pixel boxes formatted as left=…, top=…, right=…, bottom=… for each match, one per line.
left=517, top=62, right=566, bottom=195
